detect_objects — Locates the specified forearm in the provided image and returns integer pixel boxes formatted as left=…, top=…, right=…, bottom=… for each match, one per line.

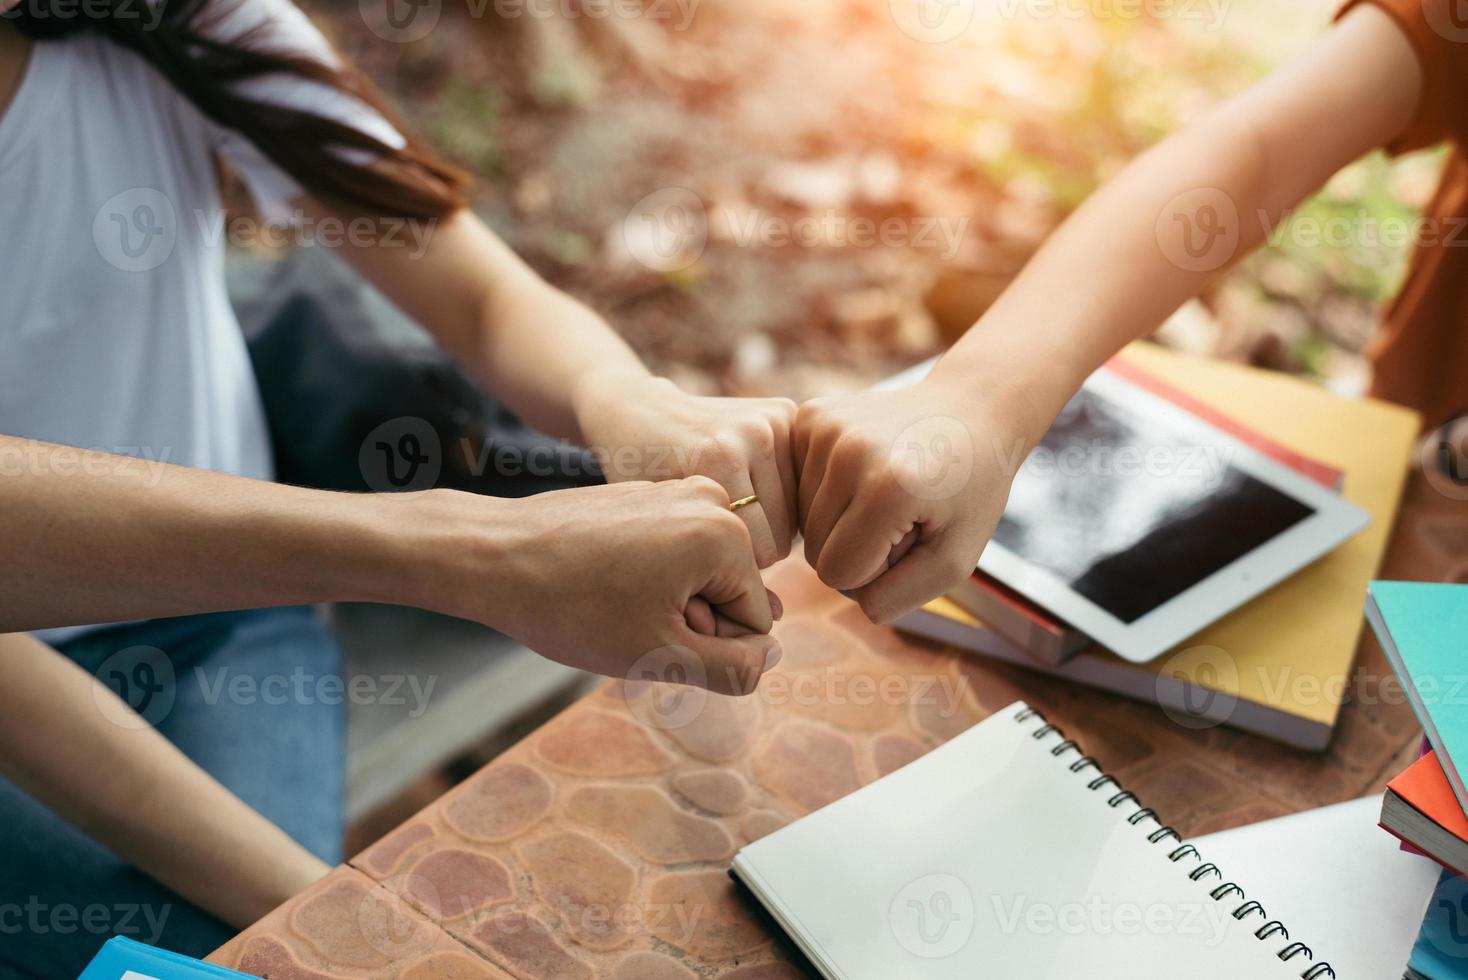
left=0, top=437, right=425, bottom=631
left=316, top=205, right=652, bottom=442
left=934, top=4, right=1422, bottom=437
left=0, top=631, right=329, bottom=928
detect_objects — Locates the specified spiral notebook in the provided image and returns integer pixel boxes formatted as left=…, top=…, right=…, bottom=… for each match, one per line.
left=731, top=702, right=1333, bottom=979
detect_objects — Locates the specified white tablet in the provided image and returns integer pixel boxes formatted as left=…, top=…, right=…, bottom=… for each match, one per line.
left=880, top=358, right=1370, bottom=663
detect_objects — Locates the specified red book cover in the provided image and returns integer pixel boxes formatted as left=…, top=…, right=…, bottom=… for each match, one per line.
left=1105, top=356, right=1344, bottom=490
left=1382, top=751, right=1468, bottom=875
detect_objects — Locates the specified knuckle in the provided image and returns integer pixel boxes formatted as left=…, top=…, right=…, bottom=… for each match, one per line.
left=683, top=474, right=728, bottom=503
left=701, top=431, right=745, bottom=468
left=768, top=397, right=799, bottom=423
left=745, top=420, right=776, bottom=455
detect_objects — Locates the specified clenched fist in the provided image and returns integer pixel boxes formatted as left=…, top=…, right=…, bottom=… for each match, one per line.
left=793, top=365, right=1050, bottom=625
left=403, top=477, right=782, bottom=695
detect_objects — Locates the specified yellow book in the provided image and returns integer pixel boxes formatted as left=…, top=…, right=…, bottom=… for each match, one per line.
left=898, top=343, right=1420, bottom=750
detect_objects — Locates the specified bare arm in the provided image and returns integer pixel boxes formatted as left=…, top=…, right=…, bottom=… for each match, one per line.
left=0, top=436, right=414, bottom=632
left=797, top=5, right=1425, bottom=623
left=0, top=631, right=328, bottom=928
left=933, top=3, right=1424, bottom=416
left=307, top=204, right=801, bottom=567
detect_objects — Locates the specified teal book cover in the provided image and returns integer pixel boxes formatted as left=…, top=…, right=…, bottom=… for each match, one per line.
left=1406, top=869, right=1468, bottom=979
left=1367, top=581, right=1468, bottom=815
left=77, top=937, right=251, bottom=979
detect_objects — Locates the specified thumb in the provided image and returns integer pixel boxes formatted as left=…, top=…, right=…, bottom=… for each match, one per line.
left=849, top=538, right=967, bottom=626
left=678, top=628, right=782, bottom=696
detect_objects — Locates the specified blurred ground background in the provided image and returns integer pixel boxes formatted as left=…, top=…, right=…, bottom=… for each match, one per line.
left=308, top=0, right=1444, bottom=399
left=311, top=0, right=1449, bottom=850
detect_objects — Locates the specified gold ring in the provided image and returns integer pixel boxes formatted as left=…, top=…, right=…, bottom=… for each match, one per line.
left=728, top=494, right=759, bottom=513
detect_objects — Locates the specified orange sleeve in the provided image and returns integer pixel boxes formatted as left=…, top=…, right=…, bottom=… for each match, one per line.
left=1338, top=0, right=1468, bottom=152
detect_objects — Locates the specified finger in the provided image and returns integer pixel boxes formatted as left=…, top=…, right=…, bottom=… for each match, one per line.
left=796, top=423, right=839, bottom=527
left=697, top=445, right=779, bottom=569
left=726, top=470, right=780, bottom=569
left=700, top=518, right=776, bottom=634
left=747, top=458, right=791, bottom=566
left=816, top=494, right=920, bottom=592
left=801, top=464, right=855, bottom=573
left=685, top=593, right=779, bottom=637
left=684, top=596, right=717, bottom=635
left=678, top=629, right=783, bottom=696
left=766, top=414, right=799, bottom=562
left=849, top=538, right=967, bottom=626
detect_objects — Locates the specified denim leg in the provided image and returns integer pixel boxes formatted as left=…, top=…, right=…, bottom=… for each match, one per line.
left=0, top=607, right=345, bottom=978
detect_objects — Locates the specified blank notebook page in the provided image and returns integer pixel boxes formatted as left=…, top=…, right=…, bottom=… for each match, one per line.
left=734, top=702, right=1328, bottom=980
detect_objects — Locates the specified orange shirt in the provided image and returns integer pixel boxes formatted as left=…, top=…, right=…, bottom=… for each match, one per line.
left=1340, top=0, right=1468, bottom=429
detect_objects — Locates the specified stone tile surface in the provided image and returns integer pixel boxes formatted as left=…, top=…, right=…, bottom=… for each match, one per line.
left=216, top=471, right=1459, bottom=978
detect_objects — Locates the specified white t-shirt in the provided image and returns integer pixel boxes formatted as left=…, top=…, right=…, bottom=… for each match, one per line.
left=0, top=0, right=402, bottom=639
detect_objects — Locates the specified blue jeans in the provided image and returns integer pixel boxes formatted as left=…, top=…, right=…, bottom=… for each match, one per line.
left=0, top=607, right=345, bottom=979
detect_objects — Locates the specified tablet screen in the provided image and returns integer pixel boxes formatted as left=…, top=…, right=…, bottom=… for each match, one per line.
left=991, top=386, right=1316, bottom=624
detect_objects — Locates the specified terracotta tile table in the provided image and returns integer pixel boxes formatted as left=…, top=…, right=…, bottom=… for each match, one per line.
left=209, top=470, right=1464, bottom=979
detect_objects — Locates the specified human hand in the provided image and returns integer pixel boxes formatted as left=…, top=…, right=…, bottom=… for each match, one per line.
left=793, top=372, right=1045, bottom=624
left=574, top=372, right=799, bottom=568
left=406, top=477, right=782, bottom=695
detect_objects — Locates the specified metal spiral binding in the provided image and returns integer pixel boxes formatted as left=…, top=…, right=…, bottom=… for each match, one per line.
left=1014, top=706, right=1336, bottom=979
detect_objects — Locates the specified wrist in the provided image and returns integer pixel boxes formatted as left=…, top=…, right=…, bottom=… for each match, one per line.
left=571, top=368, right=673, bottom=439
left=347, top=489, right=519, bottom=620
left=929, top=321, right=1088, bottom=448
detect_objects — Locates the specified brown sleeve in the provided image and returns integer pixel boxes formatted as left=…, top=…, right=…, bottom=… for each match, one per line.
left=1338, top=0, right=1468, bottom=152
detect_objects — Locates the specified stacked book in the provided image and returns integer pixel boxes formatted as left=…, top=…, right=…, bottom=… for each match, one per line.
left=894, top=342, right=1420, bottom=751
left=1371, top=582, right=1468, bottom=978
